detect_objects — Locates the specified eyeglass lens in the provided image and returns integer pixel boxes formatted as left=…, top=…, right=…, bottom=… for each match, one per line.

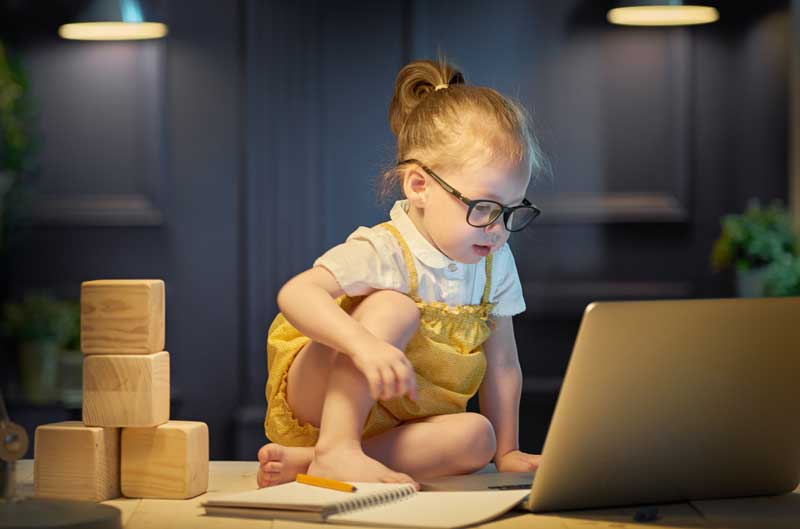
left=507, top=207, right=537, bottom=231
left=468, top=202, right=502, bottom=226
left=468, top=202, right=537, bottom=231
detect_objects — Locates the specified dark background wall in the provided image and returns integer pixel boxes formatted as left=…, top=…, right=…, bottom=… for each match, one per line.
left=0, top=0, right=791, bottom=460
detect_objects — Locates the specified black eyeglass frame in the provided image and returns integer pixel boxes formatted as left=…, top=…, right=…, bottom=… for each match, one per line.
left=397, top=159, right=541, bottom=232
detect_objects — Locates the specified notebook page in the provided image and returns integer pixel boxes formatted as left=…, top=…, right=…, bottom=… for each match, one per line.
left=328, top=490, right=530, bottom=529
left=204, top=481, right=414, bottom=512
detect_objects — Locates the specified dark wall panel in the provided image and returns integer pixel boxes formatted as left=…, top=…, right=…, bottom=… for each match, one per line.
left=318, top=1, right=407, bottom=246
left=162, top=0, right=242, bottom=459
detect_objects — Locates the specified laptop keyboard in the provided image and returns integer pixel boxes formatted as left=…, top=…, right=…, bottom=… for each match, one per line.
left=488, top=484, right=533, bottom=490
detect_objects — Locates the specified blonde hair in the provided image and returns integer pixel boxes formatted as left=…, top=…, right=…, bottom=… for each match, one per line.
left=380, top=57, right=546, bottom=201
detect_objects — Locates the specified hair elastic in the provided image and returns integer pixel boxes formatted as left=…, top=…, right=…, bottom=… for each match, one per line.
left=434, top=83, right=449, bottom=91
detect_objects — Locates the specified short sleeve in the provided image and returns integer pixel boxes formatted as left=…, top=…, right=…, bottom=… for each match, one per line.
left=488, top=244, right=526, bottom=317
left=313, top=226, right=408, bottom=297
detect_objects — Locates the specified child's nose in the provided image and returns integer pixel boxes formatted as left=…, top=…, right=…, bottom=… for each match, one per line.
left=484, top=217, right=507, bottom=237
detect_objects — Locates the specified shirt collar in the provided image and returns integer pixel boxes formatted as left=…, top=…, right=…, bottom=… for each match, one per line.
left=389, top=200, right=452, bottom=269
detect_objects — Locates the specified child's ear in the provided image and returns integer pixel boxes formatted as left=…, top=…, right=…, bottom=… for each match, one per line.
left=403, top=168, right=428, bottom=207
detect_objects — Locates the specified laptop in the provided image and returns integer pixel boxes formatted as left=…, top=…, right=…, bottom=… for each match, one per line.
left=421, top=297, right=800, bottom=512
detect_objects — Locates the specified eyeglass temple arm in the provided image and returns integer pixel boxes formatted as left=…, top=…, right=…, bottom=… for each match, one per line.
left=398, top=159, right=467, bottom=201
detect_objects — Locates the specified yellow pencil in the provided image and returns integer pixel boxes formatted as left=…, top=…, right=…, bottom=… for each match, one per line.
left=296, top=473, right=357, bottom=493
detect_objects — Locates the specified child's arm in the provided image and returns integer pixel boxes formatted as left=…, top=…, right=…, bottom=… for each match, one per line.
left=479, top=316, right=541, bottom=472
left=277, top=266, right=417, bottom=401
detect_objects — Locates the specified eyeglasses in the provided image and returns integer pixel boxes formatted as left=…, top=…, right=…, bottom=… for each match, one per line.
left=397, top=159, right=541, bottom=232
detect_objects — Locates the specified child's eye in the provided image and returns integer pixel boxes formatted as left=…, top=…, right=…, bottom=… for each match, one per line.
left=469, top=202, right=503, bottom=226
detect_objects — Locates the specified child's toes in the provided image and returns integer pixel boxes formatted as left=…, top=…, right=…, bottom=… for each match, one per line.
left=257, top=444, right=271, bottom=463
left=257, top=443, right=284, bottom=464
left=261, top=461, right=283, bottom=473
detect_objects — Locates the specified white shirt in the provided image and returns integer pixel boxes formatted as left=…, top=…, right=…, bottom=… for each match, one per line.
left=313, top=200, right=526, bottom=317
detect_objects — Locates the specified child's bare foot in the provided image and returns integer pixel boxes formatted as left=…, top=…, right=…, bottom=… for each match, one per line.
left=307, top=444, right=419, bottom=488
left=256, top=443, right=314, bottom=488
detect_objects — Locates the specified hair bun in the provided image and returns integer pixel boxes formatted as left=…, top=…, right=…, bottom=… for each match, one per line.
left=388, top=59, right=465, bottom=138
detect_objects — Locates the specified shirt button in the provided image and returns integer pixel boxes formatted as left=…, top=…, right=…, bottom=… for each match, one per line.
left=448, top=263, right=458, bottom=272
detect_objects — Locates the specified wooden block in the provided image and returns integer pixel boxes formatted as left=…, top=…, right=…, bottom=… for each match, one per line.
left=83, top=351, right=170, bottom=427
left=34, top=421, right=120, bottom=502
left=121, top=421, right=209, bottom=499
left=81, top=279, right=165, bottom=355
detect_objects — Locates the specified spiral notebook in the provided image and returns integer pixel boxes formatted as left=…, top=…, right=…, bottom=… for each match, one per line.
left=202, top=481, right=530, bottom=528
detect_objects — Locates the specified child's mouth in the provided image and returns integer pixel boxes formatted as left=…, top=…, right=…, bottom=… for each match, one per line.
left=472, top=244, right=491, bottom=257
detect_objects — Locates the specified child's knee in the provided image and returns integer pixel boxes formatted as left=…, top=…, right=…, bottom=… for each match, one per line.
left=461, top=413, right=496, bottom=470
left=356, top=290, right=420, bottom=334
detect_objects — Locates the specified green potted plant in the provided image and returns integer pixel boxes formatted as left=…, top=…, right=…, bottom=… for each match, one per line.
left=710, top=199, right=797, bottom=297
left=763, top=253, right=800, bottom=297
left=1, top=293, right=74, bottom=404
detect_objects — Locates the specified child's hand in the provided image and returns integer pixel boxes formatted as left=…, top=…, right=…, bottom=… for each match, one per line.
left=349, top=338, right=418, bottom=402
left=495, top=450, right=542, bottom=473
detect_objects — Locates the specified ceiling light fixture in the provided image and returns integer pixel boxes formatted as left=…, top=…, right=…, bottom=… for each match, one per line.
left=59, top=0, right=168, bottom=41
left=607, top=1, right=719, bottom=27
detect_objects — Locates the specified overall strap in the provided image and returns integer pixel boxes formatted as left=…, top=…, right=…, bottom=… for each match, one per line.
left=379, top=222, right=419, bottom=299
left=481, top=254, right=494, bottom=305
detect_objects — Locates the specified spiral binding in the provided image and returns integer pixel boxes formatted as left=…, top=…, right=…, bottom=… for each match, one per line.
left=323, top=484, right=417, bottom=518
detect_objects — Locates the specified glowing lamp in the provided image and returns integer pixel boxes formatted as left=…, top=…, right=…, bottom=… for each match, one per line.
left=607, top=1, right=719, bottom=26
left=58, top=0, right=168, bottom=41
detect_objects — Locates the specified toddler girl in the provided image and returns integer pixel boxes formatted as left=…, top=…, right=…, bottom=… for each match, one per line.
left=257, top=58, right=546, bottom=488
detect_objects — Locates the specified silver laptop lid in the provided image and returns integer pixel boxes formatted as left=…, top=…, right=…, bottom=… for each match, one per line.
left=529, top=297, right=800, bottom=512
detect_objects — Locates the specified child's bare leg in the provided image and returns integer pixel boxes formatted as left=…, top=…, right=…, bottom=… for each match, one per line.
left=259, top=290, right=420, bottom=486
left=258, top=412, right=496, bottom=487
left=308, top=291, right=421, bottom=484
left=363, top=412, right=497, bottom=480
left=257, top=340, right=336, bottom=487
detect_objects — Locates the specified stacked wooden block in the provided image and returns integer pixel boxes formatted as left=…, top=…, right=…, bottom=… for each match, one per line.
left=33, top=280, right=209, bottom=502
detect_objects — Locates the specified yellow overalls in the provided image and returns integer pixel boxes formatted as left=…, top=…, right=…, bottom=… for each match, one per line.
left=264, top=222, right=495, bottom=445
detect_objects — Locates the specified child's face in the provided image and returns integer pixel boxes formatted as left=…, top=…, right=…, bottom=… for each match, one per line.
left=414, top=160, right=531, bottom=264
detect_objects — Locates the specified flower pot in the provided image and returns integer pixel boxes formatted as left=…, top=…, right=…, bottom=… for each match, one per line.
left=736, top=267, right=769, bottom=298
left=18, top=339, right=61, bottom=404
